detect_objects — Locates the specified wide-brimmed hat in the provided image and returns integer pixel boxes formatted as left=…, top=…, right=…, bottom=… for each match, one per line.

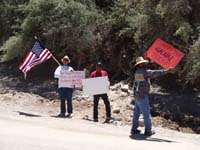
left=134, top=57, right=149, bottom=67
left=61, top=55, right=71, bottom=63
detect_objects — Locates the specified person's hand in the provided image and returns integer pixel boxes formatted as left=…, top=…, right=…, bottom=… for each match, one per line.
left=166, top=67, right=175, bottom=73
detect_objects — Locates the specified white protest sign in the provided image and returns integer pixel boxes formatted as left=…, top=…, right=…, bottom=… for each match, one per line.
left=58, top=71, right=85, bottom=88
left=82, top=76, right=109, bottom=96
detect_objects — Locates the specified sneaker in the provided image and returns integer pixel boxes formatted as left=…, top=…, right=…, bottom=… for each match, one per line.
left=144, top=130, right=155, bottom=136
left=57, top=113, right=65, bottom=117
left=131, top=129, right=141, bottom=135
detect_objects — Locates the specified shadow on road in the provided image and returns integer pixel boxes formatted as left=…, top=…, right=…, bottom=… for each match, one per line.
left=129, top=134, right=175, bottom=143
left=15, top=111, right=41, bottom=117
left=51, top=115, right=73, bottom=119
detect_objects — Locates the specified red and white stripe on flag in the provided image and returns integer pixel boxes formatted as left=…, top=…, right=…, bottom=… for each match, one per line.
left=19, top=48, right=52, bottom=79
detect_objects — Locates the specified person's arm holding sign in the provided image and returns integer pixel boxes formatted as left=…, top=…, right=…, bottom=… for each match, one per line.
left=146, top=69, right=168, bottom=79
left=131, top=56, right=174, bottom=136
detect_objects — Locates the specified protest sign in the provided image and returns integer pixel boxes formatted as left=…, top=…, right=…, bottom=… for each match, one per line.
left=58, top=71, right=85, bottom=88
left=82, top=76, right=109, bottom=96
left=146, top=38, right=185, bottom=69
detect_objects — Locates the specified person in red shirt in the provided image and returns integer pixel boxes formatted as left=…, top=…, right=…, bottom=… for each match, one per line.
left=89, top=62, right=111, bottom=123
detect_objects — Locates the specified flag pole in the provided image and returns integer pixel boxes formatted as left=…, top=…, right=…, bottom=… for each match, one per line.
left=51, top=55, right=61, bottom=66
left=34, top=36, right=61, bottom=66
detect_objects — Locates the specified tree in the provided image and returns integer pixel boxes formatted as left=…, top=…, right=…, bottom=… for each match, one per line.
left=0, top=0, right=200, bottom=87
left=1, top=0, right=101, bottom=69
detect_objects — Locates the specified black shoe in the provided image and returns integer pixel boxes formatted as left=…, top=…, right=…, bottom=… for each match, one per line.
left=131, top=129, right=141, bottom=135
left=104, top=117, right=112, bottom=123
left=94, top=119, right=98, bottom=122
left=144, top=130, right=155, bottom=136
left=66, top=113, right=73, bottom=118
left=57, top=113, right=65, bottom=117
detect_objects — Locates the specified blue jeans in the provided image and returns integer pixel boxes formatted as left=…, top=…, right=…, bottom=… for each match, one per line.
left=131, top=94, right=152, bottom=132
left=58, top=88, right=73, bottom=114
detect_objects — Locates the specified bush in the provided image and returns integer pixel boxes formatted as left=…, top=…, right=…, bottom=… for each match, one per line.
left=174, top=22, right=193, bottom=43
left=185, top=36, right=200, bottom=86
left=0, top=36, right=24, bottom=62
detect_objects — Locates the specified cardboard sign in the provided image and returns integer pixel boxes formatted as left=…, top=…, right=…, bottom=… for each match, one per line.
left=58, top=71, right=85, bottom=88
left=82, top=76, right=109, bottom=96
left=146, top=38, right=185, bottom=69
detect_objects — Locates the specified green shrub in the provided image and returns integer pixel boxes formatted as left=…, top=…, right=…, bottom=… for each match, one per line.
left=174, top=22, right=193, bottom=43
left=0, top=36, right=24, bottom=62
left=185, top=36, right=200, bottom=85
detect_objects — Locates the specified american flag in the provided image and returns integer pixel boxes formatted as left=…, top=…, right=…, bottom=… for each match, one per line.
left=19, top=40, right=52, bottom=79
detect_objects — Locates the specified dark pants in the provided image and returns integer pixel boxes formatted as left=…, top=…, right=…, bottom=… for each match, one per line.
left=93, top=94, right=111, bottom=120
left=58, top=88, right=73, bottom=114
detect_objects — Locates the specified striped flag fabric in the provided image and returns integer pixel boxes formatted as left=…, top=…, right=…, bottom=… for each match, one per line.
left=19, top=40, right=52, bottom=79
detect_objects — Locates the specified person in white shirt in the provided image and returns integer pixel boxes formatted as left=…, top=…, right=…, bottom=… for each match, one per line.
left=54, top=55, right=74, bottom=118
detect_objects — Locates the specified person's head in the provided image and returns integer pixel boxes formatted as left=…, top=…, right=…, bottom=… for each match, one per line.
left=96, top=62, right=103, bottom=72
left=61, top=55, right=71, bottom=65
left=134, top=56, right=149, bottom=69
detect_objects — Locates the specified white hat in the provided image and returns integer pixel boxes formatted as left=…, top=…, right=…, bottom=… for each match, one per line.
left=61, top=55, right=71, bottom=63
left=134, top=57, right=149, bottom=67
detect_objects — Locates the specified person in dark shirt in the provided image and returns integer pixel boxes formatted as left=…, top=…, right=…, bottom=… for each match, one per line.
left=89, top=62, right=112, bottom=123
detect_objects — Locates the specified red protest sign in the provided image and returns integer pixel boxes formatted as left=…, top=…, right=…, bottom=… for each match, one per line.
left=146, top=38, right=185, bottom=69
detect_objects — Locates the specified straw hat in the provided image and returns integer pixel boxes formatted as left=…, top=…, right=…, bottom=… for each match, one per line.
left=134, top=56, right=149, bottom=67
left=61, top=55, right=71, bottom=63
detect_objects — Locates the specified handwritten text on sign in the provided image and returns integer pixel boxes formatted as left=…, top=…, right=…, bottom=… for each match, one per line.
left=146, top=38, right=185, bottom=69
left=59, top=71, right=85, bottom=88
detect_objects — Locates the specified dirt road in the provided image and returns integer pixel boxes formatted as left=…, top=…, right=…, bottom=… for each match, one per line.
left=0, top=108, right=199, bottom=150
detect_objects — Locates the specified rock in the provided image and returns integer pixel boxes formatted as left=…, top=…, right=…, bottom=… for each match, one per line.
left=110, top=83, right=121, bottom=91
left=0, top=89, right=9, bottom=94
left=42, top=91, right=58, bottom=100
left=120, top=93, right=128, bottom=97
left=74, top=95, right=89, bottom=101
left=113, top=117, right=122, bottom=121
left=82, top=115, right=89, bottom=120
left=115, top=91, right=121, bottom=94
left=112, top=103, right=120, bottom=113
left=81, top=95, right=89, bottom=99
left=113, top=121, right=123, bottom=126
left=113, top=107, right=120, bottom=114
left=109, top=98, right=115, bottom=102
left=126, top=104, right=134, bottom=110
left=121, top=85, right=129, bottom=92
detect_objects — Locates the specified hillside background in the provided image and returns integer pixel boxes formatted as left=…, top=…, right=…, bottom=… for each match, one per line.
left=0, top=0, right=200, bottom=89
